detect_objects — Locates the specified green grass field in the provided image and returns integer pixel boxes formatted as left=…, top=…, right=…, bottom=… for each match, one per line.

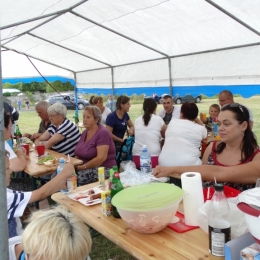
left=17, top=96, right=260, bottom=260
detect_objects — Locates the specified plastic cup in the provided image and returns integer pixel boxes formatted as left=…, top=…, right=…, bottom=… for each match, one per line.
left=36, top=144, right=45, bottom=157
left=22, top=143, right=29, bottom=155
left=202, top=113, right=206, bottom=120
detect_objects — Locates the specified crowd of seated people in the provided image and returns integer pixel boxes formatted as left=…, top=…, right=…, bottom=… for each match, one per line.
left=3, top=90, right=260, bottom=256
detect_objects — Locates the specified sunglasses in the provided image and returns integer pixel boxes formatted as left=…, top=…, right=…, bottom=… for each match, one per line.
left=224, top=103, right=247, bottom=121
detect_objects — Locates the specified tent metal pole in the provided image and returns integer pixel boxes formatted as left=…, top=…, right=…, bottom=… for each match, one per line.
left=28, top=33, right=111, bottom=67
left=168, top=58, right=173, bottom=96
left=206, top=0, right=260, bottom=36
left=1, top=47, right=74, bottom=73
left=74, top=72, right=79, bottom=123
left=0, top=32, right=10, bottom=260
left=0, top=0, right=89, bottom=30
left=76, top=41, right=260, bottom=73
left=111, top=67, right=115, bottom=96
left=70, top=11, right=169, bottom=58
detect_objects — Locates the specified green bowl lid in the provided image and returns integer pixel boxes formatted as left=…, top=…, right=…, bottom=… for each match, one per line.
left=112, top=183, right=184, bottom=211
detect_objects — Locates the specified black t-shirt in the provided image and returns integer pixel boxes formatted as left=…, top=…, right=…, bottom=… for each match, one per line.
left=163, top=112, right=172, bottom=125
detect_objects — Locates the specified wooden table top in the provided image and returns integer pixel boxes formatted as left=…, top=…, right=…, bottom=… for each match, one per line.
left=52, top=182, right=209, bottom=260
left=24, top=149, right=83, bottom=177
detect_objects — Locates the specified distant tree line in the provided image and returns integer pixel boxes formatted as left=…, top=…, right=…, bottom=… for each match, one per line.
left=3, top=80, right=74, bottom=96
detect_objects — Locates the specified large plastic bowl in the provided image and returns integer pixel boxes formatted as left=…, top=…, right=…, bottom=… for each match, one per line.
left=112, top=183, right=184, bottom=234
left=245, top=213, right=260, bottom=245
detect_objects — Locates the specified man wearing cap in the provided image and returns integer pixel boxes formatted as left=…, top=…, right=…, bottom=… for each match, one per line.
left=218, top=90, right=254, bottom=129
left=157, top=94, right=181, bottom=125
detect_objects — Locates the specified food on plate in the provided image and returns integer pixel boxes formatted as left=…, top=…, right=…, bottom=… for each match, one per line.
left=38, top=155, right=55, bottom=164
left=87, top=189, right=95, bottom=195
left=89, top=193, right=101, bottom=200
left=73, top=194, right=89, bottom=201
left=86, top=201, right=94, bottom=205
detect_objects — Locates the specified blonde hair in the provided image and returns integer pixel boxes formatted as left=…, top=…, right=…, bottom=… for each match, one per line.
left=21, top=206, right=92, bottom=260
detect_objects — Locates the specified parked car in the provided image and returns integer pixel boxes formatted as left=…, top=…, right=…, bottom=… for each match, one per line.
left=45, top=94, right=89, bottom=110
left=173, top=94, right=202, bottom=104
left=144, top=93, right=202, bottom=104
left=144, top=94, right=163, bottom=104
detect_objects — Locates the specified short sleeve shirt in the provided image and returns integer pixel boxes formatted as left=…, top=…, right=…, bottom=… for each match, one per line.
left=106, top=111, right=130, bottom=139
left=101, top=107, right=111, bottom=125
left=38, top=120, right=51, bottom=134
left=74, top=124, right=116, bottom=168
left=48, top=118, right=81, bottom=156
left=6, top=189, right=31, bottom=238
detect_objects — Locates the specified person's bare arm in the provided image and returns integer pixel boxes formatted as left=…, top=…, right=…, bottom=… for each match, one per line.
left=34, top=130, right=51, bottom=146
left=28, top=163, right=75, bottom=204
left=76, top=145, right=109, bottom=171
left=9, top=148, right=27, bottom=172
left=202, top=142, right=213, bottom=165
left=194, top=117, right=204, bottom=126
left=43, top=133, right=65, bottom=149
left=106, top=125, right=124, bottom=143
left=153, top=157, right=260, bottom=184
left=30, top=133, right=43, bottom=141
left=160, top=124, right=167, bottom=138
left=127, top=119, right=135, bottom=136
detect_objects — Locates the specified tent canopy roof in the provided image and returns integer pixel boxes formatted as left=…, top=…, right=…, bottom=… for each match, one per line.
left=1, top=0, right=260, bottom=75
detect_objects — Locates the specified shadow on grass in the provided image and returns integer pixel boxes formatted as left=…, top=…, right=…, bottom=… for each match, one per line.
left=90, top=234, right=136, bottom=260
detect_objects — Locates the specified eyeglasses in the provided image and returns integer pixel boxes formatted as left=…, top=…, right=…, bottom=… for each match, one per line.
left=48, top=113, right=60, bottom=118
left=224, top=103, right=247, bottom=121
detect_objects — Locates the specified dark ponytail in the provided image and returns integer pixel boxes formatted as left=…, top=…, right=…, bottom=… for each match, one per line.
left=142, top=98, right=157, bottom=126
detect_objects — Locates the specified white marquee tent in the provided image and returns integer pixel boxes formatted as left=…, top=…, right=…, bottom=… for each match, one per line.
left=1, top=1, right=260, bottom=257
left=1, top=0, right=260, bottom=96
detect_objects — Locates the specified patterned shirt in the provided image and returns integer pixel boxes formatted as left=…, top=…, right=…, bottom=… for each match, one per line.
left=6, top=189, right=31, bottom=238
left=203, top=141, right=260, bottom=191
left=48, top=118, right=81, bottom=156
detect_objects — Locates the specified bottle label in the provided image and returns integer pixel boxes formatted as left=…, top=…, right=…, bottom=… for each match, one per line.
left=140, top=158, right=151, bottom=173
left=209, top=225, right=231, bottom=256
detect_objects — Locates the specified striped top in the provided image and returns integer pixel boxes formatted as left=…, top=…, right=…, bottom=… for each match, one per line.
left=48, top=118, right=81, bottom=156
left=6, top=188, right=31, bottom=238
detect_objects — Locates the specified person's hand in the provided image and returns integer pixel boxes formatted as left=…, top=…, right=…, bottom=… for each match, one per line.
left=16, top=147, right=26, bottom=157
left=30, top=133, right=42, bottom=140
left=128, top=128, right=135, bottom=136
left=60, top=162, right=75, bottom=179
left=153, top=166, right=173, bottom=178
left=23, top=133, right=31, bottom=138
left=199, top=113, right=203, bottom=120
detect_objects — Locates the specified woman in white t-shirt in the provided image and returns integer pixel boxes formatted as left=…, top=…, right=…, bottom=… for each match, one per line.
left=93, top=96, right=111, bottom=125
left=133, top=98, right=166, bottom=168
left=159, top=102, right=207, bottom=167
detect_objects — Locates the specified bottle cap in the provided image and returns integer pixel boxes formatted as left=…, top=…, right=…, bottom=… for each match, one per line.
left=214, top=183, right=224, bottom=192
left=112, top=166, right=118, bottom=171
left=59, top=158, right=65, bottom=163
left=142, top=145, right=147, bottom=149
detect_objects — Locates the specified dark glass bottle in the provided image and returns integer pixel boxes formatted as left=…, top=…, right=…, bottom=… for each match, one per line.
left=111, top=172, right=124, bottom=218
left=14, top=125, right=22, bottom=141
left=208, top=183, right=230, bottom=260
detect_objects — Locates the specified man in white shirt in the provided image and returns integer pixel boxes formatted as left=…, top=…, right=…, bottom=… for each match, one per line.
left=157, top=94, right=180, bottom=125
left=218, top=90, right=254, bottom=129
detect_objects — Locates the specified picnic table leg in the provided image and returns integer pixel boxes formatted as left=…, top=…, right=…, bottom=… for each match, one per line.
left=31, top=177, right=39, bottom=209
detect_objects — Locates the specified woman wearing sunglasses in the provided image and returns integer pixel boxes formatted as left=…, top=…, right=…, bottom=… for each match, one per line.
left=153, top=103, right=260, bottom=191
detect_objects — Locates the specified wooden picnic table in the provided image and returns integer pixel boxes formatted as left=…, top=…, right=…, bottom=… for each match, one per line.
left=24, top=149, right=83, bottom=177
left=52, top=182, right=209, bottom=260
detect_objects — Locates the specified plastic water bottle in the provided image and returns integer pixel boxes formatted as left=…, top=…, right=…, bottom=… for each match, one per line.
left=208, top=183, right=231, bottom=260
left=140, top=145, right=152, bottom=173
left=212, top=117, right=218, bottom=137
left=57, top=158, right=69, bottom=194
